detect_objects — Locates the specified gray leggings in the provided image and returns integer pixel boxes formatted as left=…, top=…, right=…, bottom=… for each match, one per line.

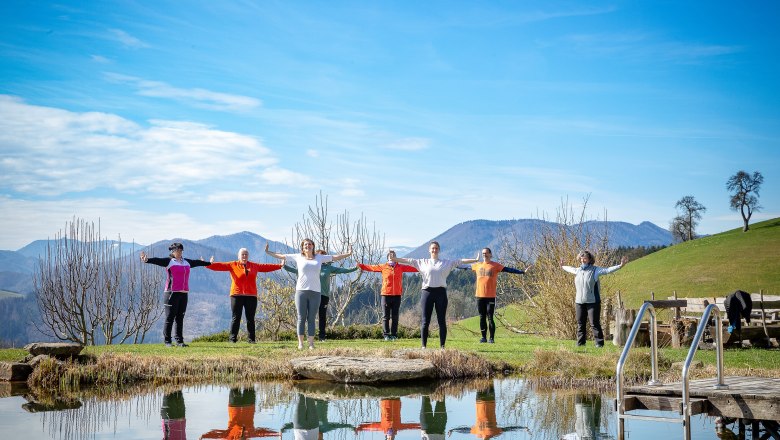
left=295, top=290, right=321, bottom=336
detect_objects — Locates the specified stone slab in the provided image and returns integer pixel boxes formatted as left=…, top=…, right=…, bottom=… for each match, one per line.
left=290, top=356, right=436, bottom=383
left=23, top=342, right=83, bottom=358
left=0, top=362, right=33, bottom=382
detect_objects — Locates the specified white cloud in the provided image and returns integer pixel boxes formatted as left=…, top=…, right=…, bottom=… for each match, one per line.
left=338, top=178, right=364, bottom=197
left=90, top=55, right=111, bottom=63
left=259, top=167, right=316, bottom=187
left=104, top=73, right=262, bottom=112
left=0, top=195, right=276, bottom=251
left=108, top=29, right=149, bottom=49
left=384, top=137, right=430, bottom=151
left=306, top=149, right=320, bottom=158
left=204, top=191, right=290, bottom=204
left=0, top=95, right=277, bottom=196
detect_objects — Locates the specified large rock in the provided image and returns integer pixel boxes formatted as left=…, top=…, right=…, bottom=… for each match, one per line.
left=0, top=362, right=33, bottom=382
left=23, top=342, right=83, bottom=359
left=290, top=356, right=436, bottom=383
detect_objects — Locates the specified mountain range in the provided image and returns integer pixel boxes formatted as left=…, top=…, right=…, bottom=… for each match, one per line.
left=404, top=219, right=672, bottom=259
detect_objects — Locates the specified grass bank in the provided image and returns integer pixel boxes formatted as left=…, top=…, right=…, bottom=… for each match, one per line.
left=2, top=321, right=777, bottom=392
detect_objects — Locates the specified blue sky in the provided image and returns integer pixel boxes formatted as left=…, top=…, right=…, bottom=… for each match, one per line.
left=1, top=1, right=778, bottom=251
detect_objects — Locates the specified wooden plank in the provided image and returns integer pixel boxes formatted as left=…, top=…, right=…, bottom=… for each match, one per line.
left=707, top=395, right=780, bottom=420
left=645, top=300, right=687, bottom=309
left=624, top=394, right=708, bottom=415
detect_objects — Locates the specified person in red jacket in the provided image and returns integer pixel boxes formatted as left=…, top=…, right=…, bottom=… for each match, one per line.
left=141, top=242, right=211, bottom=347
left=208, top=248, right=284, bottom=343
left=358, top=250, right=418, bottom=341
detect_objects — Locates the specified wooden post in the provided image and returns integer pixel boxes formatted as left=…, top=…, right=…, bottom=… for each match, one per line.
left=760, top=289, right=770, bottom=346
left=613, top=290, right=635, bottom=347
left=673, top=290, right=680, bottom=319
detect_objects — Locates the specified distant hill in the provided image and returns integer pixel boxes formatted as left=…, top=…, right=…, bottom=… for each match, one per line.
left=404, top=219, right=672, bottom=259
left=605, top=218, right=780, bottom=305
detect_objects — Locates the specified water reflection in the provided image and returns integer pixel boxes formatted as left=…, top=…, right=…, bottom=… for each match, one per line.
left=448, top=383, right=529, bottom=439
left=161, top=390, right=186, bottom=440
left=201, top=387, right=279, bottom=439
left=561, top=395, right=610, bottom=440
left=356, top=397, right=418, bottom=438
left=0, top=378, right=723, bottom=440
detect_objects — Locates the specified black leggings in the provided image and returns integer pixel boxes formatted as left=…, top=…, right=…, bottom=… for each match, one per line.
left=163, top=291, right=188, bottom=344
left=420, top=287, right=448, bottom=348
left=477, top=297, right=496, bottom=339
left=381, top=295, right=401, bottom=337
left=318, top=295, right=329, bottom=339
left=230, top=295, right=258, bottom=342
left=575, top=302, right=604, bottom=346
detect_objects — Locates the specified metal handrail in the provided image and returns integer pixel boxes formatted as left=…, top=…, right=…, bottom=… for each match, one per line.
left=616, top=302, right=728, bottom=440
left=680, top=303, right=728, bottom=439
left=616, top=301, right=660, bottom=416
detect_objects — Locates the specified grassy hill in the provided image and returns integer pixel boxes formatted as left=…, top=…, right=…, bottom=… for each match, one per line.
left=604, top=218, right=780, bottom=307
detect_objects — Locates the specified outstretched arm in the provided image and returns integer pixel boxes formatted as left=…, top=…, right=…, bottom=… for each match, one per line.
left=330, top=245, right=353, bottom=262
left=264, top=242, right=285, bottom=260
left=501, top=266, right=525, bottom=274
left=459, top=251, right=480, bottom=265
left=389, top=254, right=413, bottom=265
left=140, top=252, right=169, bottom=267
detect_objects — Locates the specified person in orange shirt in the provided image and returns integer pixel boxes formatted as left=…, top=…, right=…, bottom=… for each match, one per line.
left=448, top=383, right=529, bottom=439
left=359, top=250, right=418, bottom=341
left=208, top=248, right=284, bottom=343
left=464, top=248, right=530, bottom=343
left=200, top=387, right=279, bottom=440
left=355, top=398, right=420, bottom=439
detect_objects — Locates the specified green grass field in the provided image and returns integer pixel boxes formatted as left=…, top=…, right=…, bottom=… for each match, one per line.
left=605, top=218, right=780, bottom=307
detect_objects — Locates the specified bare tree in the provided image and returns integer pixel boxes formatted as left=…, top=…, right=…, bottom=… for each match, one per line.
left=33, top=218, right=163, bottom=345
left=726, top=170, right=764, bottom=232
left=256, top=278, right=296, bottom=340
left=670, top=195, right=706, bottom=241
left=288, top=192, right=385, bottom=327
left=499, top=197, right=619, bottom=339
left=669, top=216, right=688, bottom=243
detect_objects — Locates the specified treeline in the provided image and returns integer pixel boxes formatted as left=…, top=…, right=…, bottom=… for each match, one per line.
left=612, top=245, right=666, bottom=261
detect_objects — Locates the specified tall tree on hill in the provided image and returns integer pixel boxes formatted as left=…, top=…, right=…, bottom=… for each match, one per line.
left=287, top=192, right=385, bottom=327
left=669, top=196, right=706, bottom=242
left=33, top=218, right=164, bottom=345
left=726, top=170, right=764, bottom=232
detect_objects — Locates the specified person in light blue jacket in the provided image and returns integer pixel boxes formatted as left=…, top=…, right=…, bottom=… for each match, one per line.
left=561, top=251, right=628, bottom=347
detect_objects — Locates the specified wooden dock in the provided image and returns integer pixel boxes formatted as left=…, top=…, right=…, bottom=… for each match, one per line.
left=624, top=376, right=780, bottom=421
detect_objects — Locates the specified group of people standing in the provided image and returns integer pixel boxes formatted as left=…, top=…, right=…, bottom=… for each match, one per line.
left=142, top=238, right=628, bottom=349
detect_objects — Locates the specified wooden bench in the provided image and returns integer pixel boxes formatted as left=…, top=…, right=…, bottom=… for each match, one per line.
left=667, top=294, right=780, bottom=347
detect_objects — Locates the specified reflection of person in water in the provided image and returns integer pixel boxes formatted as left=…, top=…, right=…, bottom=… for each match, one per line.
left=420, top=396, right=447, bottom=440
left=356, top=397, right=420, bottom=439
left=447, top=383, right=529, bottom=439
left=314, top=399, right=354, bottom=435
left=200, top=387, right=279, bottom=440
left=161, top=390, right=187, bottom=440
left=561, top=394, right=601, bottom=440
left=280, top=393, right=321, bottom=440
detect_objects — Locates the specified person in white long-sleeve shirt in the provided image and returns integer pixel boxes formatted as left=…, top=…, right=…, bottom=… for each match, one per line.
left=391, top=241, right=478, bottom=349
left=561, top=251, right=628, bottom=347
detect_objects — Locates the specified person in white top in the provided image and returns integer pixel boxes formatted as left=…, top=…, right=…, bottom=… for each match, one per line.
left=561, top=250, right=628, bottom=347
left=391, top=241, right=478, bottom=348
left=266, top=239, right=352, bottom=350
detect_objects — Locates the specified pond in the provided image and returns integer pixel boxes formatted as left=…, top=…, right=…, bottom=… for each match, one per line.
left=0, top=378, right=726, bottom=439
